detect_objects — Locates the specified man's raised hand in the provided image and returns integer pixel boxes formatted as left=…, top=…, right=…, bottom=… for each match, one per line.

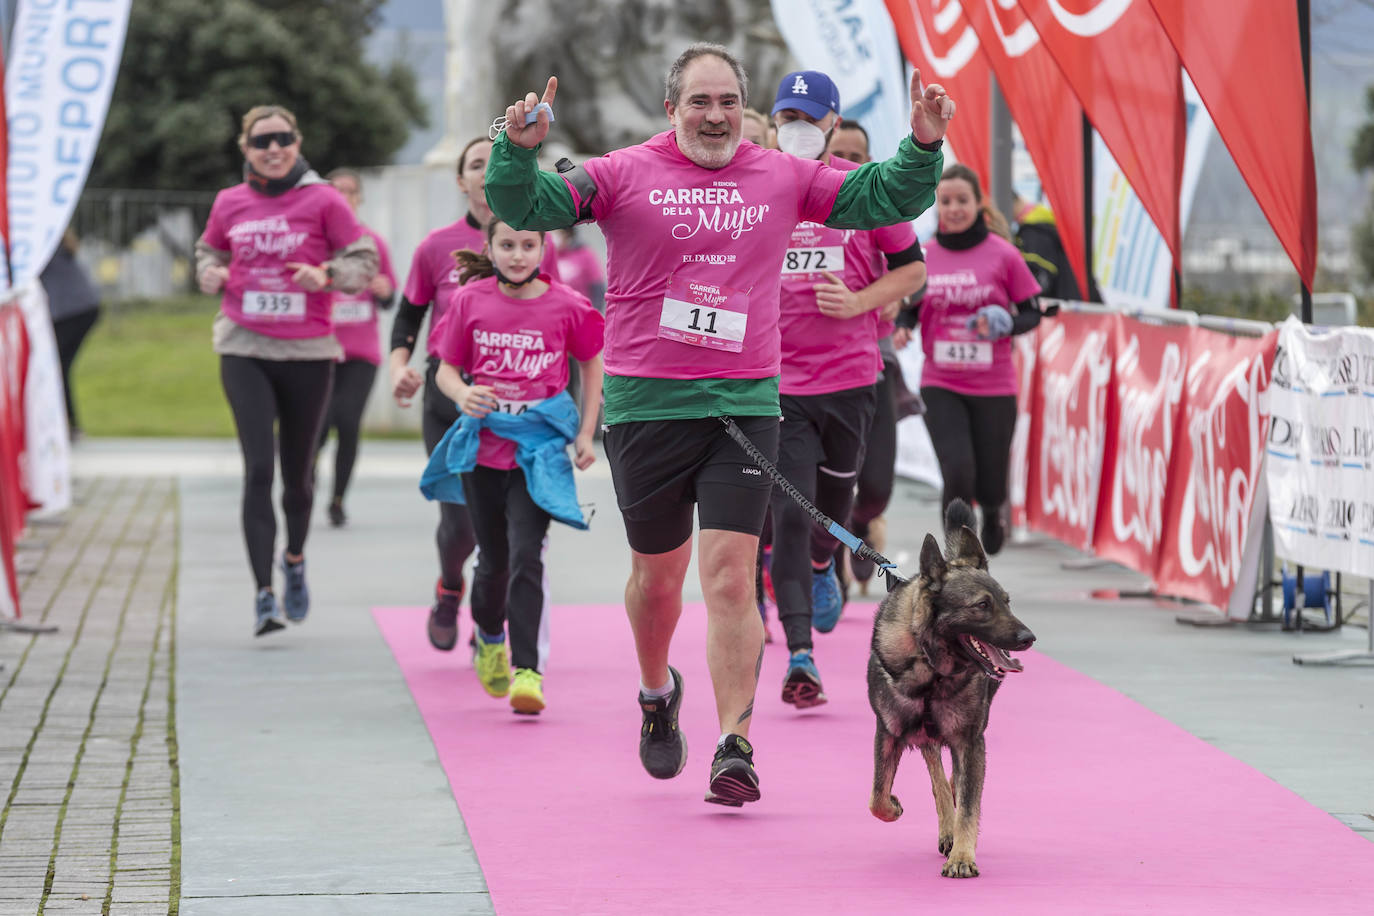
left=909, top=69, right=954, bottom=146
left=503, top=77, right=558, bottom=149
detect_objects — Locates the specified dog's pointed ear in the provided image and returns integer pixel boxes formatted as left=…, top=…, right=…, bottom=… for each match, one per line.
left=946, top=524, right=988, bottom=570
left=919, top=533, right=946, bottom=587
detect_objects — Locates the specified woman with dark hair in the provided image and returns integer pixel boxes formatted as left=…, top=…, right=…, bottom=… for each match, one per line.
left=196, top=104, right=378, bottom=635
left=906, top=163, right=1041, bottom=554
left=388, top=137, right=561, bottom=653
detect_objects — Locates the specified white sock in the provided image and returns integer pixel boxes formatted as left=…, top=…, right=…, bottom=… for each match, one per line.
left=640, top=675, right=674, bottom=699
left=718, top=733, right=733, bottom=748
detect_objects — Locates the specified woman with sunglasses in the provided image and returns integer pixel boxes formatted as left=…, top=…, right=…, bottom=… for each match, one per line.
left=196, top=105, right=379, bottom=636
left=388, top=136, right=561, bottom=654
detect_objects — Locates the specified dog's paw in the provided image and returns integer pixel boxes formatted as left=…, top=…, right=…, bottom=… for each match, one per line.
left=941, top=855, right=979, bottom=879
left=938, top=833, right=953, bottom=856
left=869, top=794, right=903, bottom=822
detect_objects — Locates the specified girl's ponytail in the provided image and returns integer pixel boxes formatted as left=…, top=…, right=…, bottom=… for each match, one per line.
left=453, top=248, right=495, bottom=284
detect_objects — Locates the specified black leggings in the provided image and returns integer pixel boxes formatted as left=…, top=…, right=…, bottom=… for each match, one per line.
left=220, top=356, right=334, bottom=590
left=318, top=359, right=378, bottom=503
left=423, top=359, right=478, bottom=590
left=462, top=465, right=551, bottom=671
left=53, top=309, right=101, bottom=430
left=920, top=386, right=1017, bottom=522
left=851, top=360, right=899, bottom=535
left=771, top=386, right=876, bottom=652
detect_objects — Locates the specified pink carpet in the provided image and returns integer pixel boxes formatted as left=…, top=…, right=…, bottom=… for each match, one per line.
left=374, top=602, right=1374, bottom=914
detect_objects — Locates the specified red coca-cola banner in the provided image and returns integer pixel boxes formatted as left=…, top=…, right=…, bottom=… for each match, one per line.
left=1091, top=318, right=1189, bottom=575
left=1017, top=0, right=1184, bottom=288
left=1146, top=0, right=1316, bottom=286
left=884, top=0, right=991, bottom=188
left=961, top=0, right=1089, bottom=296
left=1153, top=327, right=1278, bottom=610
left=1025, top=311, right=1115, bottom=551
left=0, top=300, right=29, bottom=619
left=1008, top=328, right=1039, bottom=530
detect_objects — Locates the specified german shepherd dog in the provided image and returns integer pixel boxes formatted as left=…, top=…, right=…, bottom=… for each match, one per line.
left=866, top=500, right=1035, bottom=878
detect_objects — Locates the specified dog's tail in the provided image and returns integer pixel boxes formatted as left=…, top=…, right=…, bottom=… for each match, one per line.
left=944, top=498, right=977, bottom=545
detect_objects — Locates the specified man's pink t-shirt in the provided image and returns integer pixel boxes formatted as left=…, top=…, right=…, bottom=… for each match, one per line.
left=579, top=131, right=845, bottom=380
left=402, top=218, right=562, bottom=358
left=920, top=233, right=1041, bottom=397
left=331, top=226, right=396, bottom=365
left=202, top=182, right=364, bottom=339
left=778, top=154, right=918, bottom=396
left=436, top=276, right=605, bottom=470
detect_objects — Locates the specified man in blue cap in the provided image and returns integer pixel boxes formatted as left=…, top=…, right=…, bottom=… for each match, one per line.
left=766, top=70, right=928, bottom=709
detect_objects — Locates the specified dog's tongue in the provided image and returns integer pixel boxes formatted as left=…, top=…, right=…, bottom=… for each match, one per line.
left=980, top=640, right=1024, bottom=673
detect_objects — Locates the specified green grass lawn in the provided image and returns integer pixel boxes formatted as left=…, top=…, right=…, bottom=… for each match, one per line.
left=73, top=295, right=235, bottom=437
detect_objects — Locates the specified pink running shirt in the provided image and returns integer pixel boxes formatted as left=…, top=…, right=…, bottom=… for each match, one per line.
left=778, top=154, right=918, bottom=396
left=919, top=233, right=1041, bottom=397
left=331, top=226, right=396, bottom=365
left=402, top=218, right=562, bottom=358
left=580, top=131, right=845, bottom=380
left=202, top=183, right=364, bottom=339
left=436, top=276, right=605, bottom=469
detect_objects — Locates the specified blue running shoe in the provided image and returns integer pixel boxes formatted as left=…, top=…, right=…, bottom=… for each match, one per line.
left=281, top=557, right=310, bottom=623
left=811, top=559, right=843, bottom=632
left=254, top=589, right=286, bottom=637
left=781, top=649, right=828, bottom=708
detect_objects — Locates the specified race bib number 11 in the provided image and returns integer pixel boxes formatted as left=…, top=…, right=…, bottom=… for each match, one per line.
left=658, top=275, right=749, bottom=353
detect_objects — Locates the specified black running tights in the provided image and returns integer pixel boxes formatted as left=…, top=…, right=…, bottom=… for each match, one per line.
left=851, top=360, right=899, bottom=536
left=919, top=385, right=1017, bottom=521
left=220, top=356, right=334, bottom=590
left=319, top=359, right=378, bottom=503
left=423, top=359, right=478, bottom=591
left=462, top=465, right=551, bottom=671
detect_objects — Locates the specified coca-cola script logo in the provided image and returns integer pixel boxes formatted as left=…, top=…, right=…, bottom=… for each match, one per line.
left=1176, top=350, right=1270, bottom=586
left=1110, top=335, right=1185, bottom=552
left=1037, top=322, right=1112, bottom=532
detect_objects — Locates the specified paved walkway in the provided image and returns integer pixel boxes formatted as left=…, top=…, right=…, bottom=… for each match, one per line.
left=1, top=438, right=1372, bottom=915
left=1, top=478, right=177, bottom=915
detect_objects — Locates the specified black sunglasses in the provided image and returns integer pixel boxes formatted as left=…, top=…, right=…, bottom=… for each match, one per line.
left=247, top=131, right=298, bottom=150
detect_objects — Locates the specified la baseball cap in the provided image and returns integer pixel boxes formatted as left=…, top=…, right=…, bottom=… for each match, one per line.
left=771, top=70, right=841, bottom=120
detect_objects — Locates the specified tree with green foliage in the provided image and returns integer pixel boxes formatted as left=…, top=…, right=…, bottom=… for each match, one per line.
left=1354, top=84, right=1374, bottom=285
left=87, top=0, right=427, bottom=193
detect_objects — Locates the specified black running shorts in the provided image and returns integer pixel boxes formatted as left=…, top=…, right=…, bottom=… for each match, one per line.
left=603, top=415, right=779, bottom=555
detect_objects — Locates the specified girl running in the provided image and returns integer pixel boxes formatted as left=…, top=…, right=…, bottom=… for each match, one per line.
left=389, top=137, right=561, bottom=653
left=196, top=105, right=378, bottom=636
left=318, top=168, right=397, bottom=527
left=425, top=219, right=603, bottom=715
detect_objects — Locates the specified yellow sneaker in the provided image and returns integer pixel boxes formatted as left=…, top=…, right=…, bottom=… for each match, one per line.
left=509, top=668, right=545, bottom=715
left=473, top=636, right=511, bottom=697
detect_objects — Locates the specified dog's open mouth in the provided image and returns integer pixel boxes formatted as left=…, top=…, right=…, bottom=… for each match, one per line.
left=962, top=635, right=1024, bottom=680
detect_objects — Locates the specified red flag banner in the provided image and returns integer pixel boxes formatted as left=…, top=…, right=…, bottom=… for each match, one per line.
left=1017, top=0, right=1184, bottom=287
left=962, top=0, right=1089, bottom=295
left=1146, top=0, right=1316, bottom=286
left=1090, top=318, right=1190, bottom=576
left=884, top=0, right=991, bottom=188
left=1154, top=327, right=1279, bottom=610
left=0, top=299, right=29, bottom=619
left=1025, top=311, right=1116, bottom=550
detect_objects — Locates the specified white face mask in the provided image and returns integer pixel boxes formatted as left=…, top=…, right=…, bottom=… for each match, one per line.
left=776, top=119, right=829, bottom=160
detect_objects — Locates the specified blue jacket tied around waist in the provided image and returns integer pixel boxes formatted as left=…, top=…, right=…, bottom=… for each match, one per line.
left=419, top=391, right=590, bottom=530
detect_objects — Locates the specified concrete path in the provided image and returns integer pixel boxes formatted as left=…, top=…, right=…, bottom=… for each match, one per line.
left=1, top=436, right=1371, bottom=915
